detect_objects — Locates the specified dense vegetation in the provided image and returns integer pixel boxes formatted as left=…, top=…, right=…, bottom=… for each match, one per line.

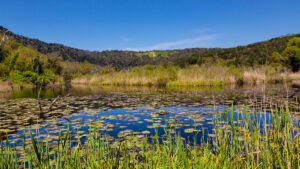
left=0, top=26, right=210, bottom=69
left=1, top=26, right=299, bottom=86
left=1, top=26, right=299, bottom=70
left=72, top=63, right=294, bottom=86
left=72, top=38, right=300, bottom=86
left=1, top=106, right=298, bottom=168
left=0, top=35, right=62, bottom=85
left=174, top=36, right=300, bottom=71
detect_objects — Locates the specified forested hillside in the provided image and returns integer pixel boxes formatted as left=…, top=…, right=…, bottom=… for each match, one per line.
left=0, top=35, right=62, bottom=85
left=1, top=26, right=299, bottom=70
left=0, top=26, right=210, bottom=69
left=174, top=34, right=300, bottom=68
left=1, top=25, right=299, bottom=86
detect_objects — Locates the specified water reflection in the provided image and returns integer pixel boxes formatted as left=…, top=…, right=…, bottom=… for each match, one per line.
left=1, top=83, right=299, bottom=100
left=5, top=105, right=299, bottom=148
left=0, top=84, right=299, bottom=148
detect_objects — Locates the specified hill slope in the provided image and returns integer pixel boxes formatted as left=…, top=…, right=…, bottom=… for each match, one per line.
left=174, top=34, right=300, bottom=67
left=0, top=26, right=210, bottom=68
left=1, top=26, right=299, bottom=68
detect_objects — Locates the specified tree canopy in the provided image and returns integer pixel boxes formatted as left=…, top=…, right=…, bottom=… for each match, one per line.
left=282, top=37, right=300, bottom=71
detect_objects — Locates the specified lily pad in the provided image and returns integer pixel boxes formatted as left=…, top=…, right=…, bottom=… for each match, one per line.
left=184, top=128, right=194, bottom=133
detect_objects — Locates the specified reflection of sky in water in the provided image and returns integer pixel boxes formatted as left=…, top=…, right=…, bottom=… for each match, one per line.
left=5, top=106, right=299, bottom=148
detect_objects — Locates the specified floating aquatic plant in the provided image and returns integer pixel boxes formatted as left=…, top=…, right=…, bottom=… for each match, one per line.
left=0, top=105, right=299, bottom=168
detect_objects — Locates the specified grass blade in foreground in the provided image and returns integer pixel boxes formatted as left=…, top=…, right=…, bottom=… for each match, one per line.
left=0, top=106, right=299, bottom=168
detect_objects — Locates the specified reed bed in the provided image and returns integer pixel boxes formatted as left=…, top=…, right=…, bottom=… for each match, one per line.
left=242, top=66, right=290, bottom=84
left=72, top=65, right=178, bottom=86
left=288, top=72, right=300, bottom=81
left=71, top=64, right=293, bottom=87
left=167, top=65, right=234, bottom=87
left=0, top=80, right=11, bottom=93
left=1, top=105, right=299, bottom=168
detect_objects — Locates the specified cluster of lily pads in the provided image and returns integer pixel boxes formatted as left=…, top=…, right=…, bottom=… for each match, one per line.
left=0, top=85, right=299, bottom=137
left=0, top=85, right=299, bottom=168
left=1, top=104, right=299, bottom=168
left=4, top=105, right=218, bottom=148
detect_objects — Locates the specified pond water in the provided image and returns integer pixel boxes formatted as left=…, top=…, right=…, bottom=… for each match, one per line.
left=0, top=84, right=299, bottom=147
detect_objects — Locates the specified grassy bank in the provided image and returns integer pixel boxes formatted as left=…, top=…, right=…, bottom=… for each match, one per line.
left=1, top=106, right=299, bottom=168
left=70, top=37, right=300, bottom=87
left=72, top=64, right=297, bottom=87
left=0, top=80, right=35, bottom=93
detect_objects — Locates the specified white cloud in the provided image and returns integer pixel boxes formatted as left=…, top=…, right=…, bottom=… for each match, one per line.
left=124, top=34, right=219, bottom=51
left=122, top=37, right=129, bottom=42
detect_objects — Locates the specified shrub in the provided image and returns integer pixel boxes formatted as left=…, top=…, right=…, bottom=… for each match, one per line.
left=0, top=63, right=9, bottom=78
left=39, top=69, right=56, bottom=84
left=8, top=70, right=56, bottom=85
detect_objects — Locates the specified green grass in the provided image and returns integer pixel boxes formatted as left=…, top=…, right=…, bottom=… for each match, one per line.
left=132, top=51, right=177, bottom=58
left=0, top=105, right=299, bottom=168
left=72, top=64, right=296, bottom=87
left=167, top=80, right=224, bottom=87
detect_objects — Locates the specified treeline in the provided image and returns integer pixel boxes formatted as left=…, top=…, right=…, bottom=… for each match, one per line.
left=174, top=35, right=300, bottom=72
left=1, top=26, right=299, bottom=71
left=0, top=25, right=299, bottom=86
left=0, top=25, right=210, bottom=69
left=71, top=37, right=300, bottom=87
left=0, top=36, right=62, bottom=85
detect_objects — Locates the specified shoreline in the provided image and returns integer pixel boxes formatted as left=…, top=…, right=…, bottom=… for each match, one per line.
left=71, top=65, right=300, bottom=87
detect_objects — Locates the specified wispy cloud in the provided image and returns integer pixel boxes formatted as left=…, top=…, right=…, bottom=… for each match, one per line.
left=124, top=34, right=219, bottom=51
left=122, top=37, right=129, bottom=42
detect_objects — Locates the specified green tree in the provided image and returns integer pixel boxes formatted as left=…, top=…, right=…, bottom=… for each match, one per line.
left=32, top=55, right=43, bottom=75
left=9, top=53, right=19, bottom=70
left=0, top=63, right=9, bottom=78
left=0, top=46, right=7, bottom=62
left=268, top=51, right=286, bottom=67
left=80, top=62, right=92, bottom=74
left=47, top=58, right=62, bottom=75
left=282, top=37, right=300, bottom=72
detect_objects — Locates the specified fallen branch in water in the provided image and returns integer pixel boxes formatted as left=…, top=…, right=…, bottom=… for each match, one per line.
left=48, top=96, right=61, bottom=112
left=47, top=93, right=71, bottom=112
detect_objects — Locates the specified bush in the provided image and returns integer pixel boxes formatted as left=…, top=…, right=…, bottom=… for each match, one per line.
left=39, top=69, right=56, bottom=84
left=0, top=63, right=9, bottom=78
left=8, top=70, right=56, bottom=85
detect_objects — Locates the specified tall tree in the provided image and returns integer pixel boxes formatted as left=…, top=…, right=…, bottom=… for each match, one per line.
left=282, top=37, right=300, bottom=72
left=32, top=55, right=43, bottom=75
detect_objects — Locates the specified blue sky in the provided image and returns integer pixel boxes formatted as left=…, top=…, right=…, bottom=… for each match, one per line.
left=0, top=0, right=299, bottom=51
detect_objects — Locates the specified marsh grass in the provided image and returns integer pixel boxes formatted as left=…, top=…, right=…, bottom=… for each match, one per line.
left=72, top=64, right=294, bottom=87
left=72, top=64, right=178, bottom=86
left=0, top=105, right=299, bottom=168
left=0, top=80, right=11, bottom=93
left=288, top=72, right=300, bottom=82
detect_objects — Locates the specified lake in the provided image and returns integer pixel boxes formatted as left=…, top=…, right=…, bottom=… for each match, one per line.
left=0, top=84, right=299, bottom=148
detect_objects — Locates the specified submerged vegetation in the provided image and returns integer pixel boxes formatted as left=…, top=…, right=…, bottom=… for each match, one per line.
left=0, top=105, right=299, bottom=168
left=0, top=15, right=300, bottom=169
left=0, top=26, right=299, bottom=168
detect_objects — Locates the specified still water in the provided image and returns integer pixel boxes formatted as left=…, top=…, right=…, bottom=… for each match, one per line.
left=0, top=84, right=299, bottom=147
